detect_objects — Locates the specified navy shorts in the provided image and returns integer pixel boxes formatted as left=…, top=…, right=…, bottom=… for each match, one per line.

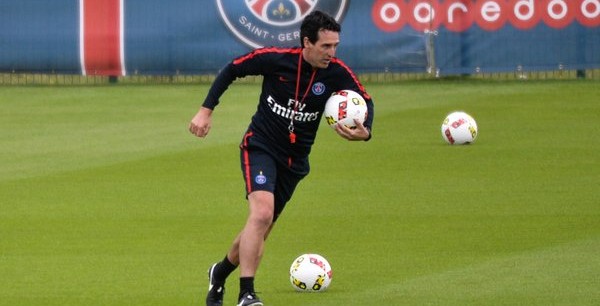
left=240, top=132, right=307, bottom=222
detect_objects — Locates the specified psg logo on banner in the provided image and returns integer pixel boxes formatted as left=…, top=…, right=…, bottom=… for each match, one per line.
left=216, top=0, right=348, bottom=48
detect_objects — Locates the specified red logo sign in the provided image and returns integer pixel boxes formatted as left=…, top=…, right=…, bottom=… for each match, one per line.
left=372, top=0, right=600, bottom=32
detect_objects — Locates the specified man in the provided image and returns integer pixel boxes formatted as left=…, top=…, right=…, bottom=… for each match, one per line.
left=189, top=10, right=374, bottom=306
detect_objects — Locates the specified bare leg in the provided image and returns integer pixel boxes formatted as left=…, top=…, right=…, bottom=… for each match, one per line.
left=226, top=221, right=275, bottom=267
left=231, top=190, right=275, bottom=277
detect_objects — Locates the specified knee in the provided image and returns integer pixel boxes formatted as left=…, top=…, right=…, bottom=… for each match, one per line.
left=248, top=191, right=275, bottom=227
left=251, top=210, right=273, bottom=229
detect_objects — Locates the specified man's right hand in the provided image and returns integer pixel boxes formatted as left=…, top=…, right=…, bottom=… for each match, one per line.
left=189, top=107, right=213, bottom=138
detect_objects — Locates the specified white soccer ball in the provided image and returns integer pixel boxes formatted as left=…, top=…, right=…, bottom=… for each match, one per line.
left=289, top=254, right=333, bottom=292
left=441, top=111, right=478, bottom=144
left=323, top=89, right=368, bottom=129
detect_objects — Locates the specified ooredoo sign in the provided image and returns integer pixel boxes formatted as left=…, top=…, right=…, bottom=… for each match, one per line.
left=372, top=0, right=600, bottom=32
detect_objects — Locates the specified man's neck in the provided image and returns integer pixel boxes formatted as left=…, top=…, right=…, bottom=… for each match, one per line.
left=301, top=48, right=317, bottom=70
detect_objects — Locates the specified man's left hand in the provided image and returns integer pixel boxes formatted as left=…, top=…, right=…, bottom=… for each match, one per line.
left=334, top=119, right=370, bottom=141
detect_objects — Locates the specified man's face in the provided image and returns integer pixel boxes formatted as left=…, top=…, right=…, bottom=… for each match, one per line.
left=303, top=30, right=340, bottom=69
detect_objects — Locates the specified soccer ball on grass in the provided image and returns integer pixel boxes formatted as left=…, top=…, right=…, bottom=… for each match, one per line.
left=441, top=111, right=478, bottom=144
left=289, top=254, right=333, bottom=292
left=323, top=89, right=368, bottom=129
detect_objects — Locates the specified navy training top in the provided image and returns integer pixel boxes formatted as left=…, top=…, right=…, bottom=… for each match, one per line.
left=202, top=47, right=374, bottom=161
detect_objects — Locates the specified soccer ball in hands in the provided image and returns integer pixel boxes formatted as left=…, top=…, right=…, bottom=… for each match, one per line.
left=323, top=89, right=368, bottom=129
left=441, top=111, right=478, bottom=144
left=289, top=254, right=333, bottom=292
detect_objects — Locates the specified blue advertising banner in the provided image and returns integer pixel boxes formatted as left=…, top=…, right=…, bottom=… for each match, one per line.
left=0, top=1, right=598, bottom=76
left=0, top=2, right=80, bottom=74
left=123, top=0, right=428, bottom=74
left=379, top=0, right=600, bottom=75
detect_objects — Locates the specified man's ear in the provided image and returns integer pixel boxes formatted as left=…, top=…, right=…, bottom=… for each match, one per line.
left=302, top=37, right=310, bottom=48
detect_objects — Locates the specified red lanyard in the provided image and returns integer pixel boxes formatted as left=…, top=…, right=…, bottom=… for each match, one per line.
left=289, top=51, right=317, bottom=144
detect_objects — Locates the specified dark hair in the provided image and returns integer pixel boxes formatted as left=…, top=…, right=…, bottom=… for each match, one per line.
left=299, top=10, right=341, bottom=47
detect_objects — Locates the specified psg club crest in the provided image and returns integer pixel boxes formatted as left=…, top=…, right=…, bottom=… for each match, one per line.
left=216, top=0, right=348, bottom=48
left=312, top=82, right=325, bottom=95
left=255, top=171, right=267, bottom=185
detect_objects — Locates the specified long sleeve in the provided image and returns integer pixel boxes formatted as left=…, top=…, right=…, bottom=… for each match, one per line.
left=202, top=63, right=237, bottom=110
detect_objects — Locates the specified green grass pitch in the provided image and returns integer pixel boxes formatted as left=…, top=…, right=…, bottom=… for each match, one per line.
left=1, top=80, right=599, bottom=305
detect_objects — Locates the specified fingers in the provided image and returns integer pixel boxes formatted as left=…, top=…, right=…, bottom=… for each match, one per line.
left=334, top=119, right=369, bottom=141
left=189, top=122, right=210, bottom=138
left=334, top=123, right=352, bottom=140
left=189, top=108, right=213, bottom=138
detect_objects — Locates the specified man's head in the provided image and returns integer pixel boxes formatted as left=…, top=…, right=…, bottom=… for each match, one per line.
left=300, top=11, right=341, bottom=69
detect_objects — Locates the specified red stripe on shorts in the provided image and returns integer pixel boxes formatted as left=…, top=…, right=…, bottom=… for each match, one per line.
left=242, top=131, right=254, bottom=193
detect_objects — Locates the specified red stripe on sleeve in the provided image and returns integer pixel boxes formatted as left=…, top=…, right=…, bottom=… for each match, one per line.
left=331, top=58, right=371, bottom=100
left=233, top=47, right=301, bottom=65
